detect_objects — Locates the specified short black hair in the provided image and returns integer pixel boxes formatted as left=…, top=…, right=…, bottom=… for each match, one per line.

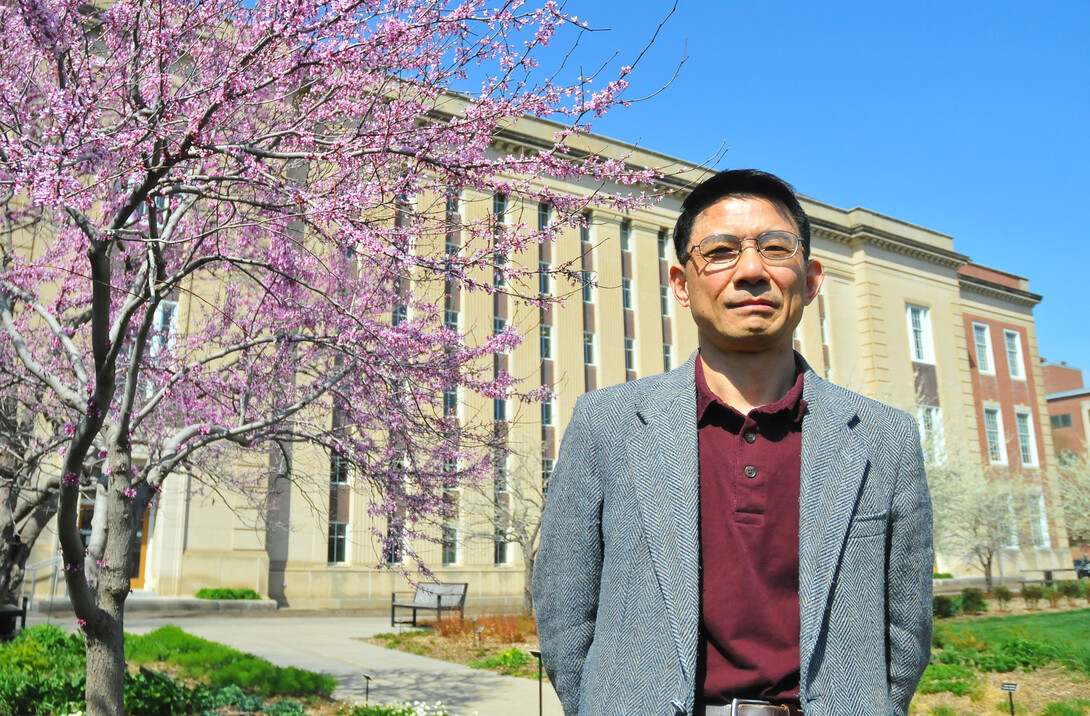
left=672, top=169, right=811, bottom=263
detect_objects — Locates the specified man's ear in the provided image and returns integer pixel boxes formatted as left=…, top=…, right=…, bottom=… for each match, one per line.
left=804, top=258, right=824, bottom=305
left=669, top=263, right=690, bottom=308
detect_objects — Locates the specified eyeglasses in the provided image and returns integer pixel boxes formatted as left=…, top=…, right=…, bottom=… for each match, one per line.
left=686, top=231, right=801, bottom=265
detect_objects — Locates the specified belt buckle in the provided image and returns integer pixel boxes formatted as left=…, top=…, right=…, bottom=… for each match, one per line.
left=730, top=698, right=774, bottom=715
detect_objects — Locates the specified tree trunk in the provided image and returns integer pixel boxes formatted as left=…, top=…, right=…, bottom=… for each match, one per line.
left=983, top=558, right=994, bottom=593
left=0, top=491, right=57, bottom=604
left=84, top=603, right=126, bottom=716
left=522, top=551, right=534, bottom=614
left=77, top=462, right=140, bottom=716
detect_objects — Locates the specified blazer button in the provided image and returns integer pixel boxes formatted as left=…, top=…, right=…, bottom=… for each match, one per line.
left=744, top=465, right=757, bottom=478
left=744, top=431, right=756, bottom=443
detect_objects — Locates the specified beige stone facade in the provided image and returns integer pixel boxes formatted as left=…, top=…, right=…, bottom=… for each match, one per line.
left=24, top=119, right=1071, bottom=608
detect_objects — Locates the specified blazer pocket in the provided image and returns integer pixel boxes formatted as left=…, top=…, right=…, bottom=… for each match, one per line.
left=846, top=510, right=888, bottom=539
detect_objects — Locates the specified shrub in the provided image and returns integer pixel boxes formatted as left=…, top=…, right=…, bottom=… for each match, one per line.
left=993, top=585, right=1013, bottom=611
left=933, top=572, right=954, bottom=579
left=124, top=668, right=193, bottom=716
left=1044, top=586, right=1063, bottom=608
left=1021, top=584, right=1043, bottom=609
left=1085, top=580, right=1090, bottom=602
left=933, top=595, right=960, bottom=619
left=1058, top=580, right=1083, bottom=606
left=961, top=587, right=987, bottom=615
left=194, top=587, right=262, bottom=600
left=468, top=647, right=533, bottom=675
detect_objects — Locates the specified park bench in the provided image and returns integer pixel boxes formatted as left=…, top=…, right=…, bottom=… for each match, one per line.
left=0, top=597, right=28, bottom=641
left=390, top=583, right=467, bottom=628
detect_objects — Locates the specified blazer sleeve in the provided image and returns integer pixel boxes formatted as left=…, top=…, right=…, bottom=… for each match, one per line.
left=532, top=396, right=604, bottom=716
left=886, top=419, right=934, bottom=714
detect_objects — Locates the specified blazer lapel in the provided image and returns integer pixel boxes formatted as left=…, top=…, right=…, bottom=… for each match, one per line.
left=628, top=353, right=701, bottom=686
left=797, top=368, right=868, bottom=682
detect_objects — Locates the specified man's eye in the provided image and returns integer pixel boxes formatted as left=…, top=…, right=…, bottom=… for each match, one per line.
left=704, top=246, right=739, bottom=261
left=760, top=243, right=794, bottom=257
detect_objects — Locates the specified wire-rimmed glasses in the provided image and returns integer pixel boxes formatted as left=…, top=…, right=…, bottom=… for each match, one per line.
left=687, top=231, right=801, bottom=265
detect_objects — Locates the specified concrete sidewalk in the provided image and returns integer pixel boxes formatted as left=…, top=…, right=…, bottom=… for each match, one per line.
left=27, top=610, right=564, bottom=716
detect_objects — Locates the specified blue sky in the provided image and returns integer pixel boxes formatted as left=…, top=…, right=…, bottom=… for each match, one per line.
left=553, top=1, right=1090, bottom=378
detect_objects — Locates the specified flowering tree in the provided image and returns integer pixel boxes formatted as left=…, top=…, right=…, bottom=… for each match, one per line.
left=0, top=0, right=658, bottom=712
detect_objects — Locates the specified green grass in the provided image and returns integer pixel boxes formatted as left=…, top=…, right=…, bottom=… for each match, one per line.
left=936, top=608, right=1090, bottom=675
left=127, top=625, right=337, bottom=696
left=194, top=587, right=262, bottom=600
left=1040, top=702, right=1090, bottom=716
left=467, top=647, right=536, bottom=676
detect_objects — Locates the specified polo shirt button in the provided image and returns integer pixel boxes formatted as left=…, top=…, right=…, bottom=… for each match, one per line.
left=744, top=431, right=756, bottom=443
left=744, top=465, right=757, bottom=478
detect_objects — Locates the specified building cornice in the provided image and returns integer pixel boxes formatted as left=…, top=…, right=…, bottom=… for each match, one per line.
left=958, top=273, right=1043, bottom=308
left=1047, top=388, right=1090, bottom=401
left=811, top=220, right=969, bottom=270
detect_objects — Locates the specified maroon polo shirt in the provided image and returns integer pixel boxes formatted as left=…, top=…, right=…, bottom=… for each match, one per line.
left=695, top=357, right=806, bottom=707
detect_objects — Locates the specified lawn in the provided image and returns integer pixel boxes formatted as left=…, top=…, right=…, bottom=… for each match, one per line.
left=912, top=608, right=1090, bottom=715
left=0, top=623, right=346, bottom=715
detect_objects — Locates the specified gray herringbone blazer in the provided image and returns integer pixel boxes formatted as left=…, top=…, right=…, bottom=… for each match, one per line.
left=533, top=353, right=933, bottom=716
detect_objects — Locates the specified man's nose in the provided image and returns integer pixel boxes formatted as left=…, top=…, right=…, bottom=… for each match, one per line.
left=732, top=242, right=768, bottom=283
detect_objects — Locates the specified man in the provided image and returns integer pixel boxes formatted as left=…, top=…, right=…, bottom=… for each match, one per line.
left=533, top=169, right=933, bottom=716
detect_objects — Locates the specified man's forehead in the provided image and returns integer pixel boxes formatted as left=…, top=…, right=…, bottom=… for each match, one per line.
left=692, top=194, right=798, bottom=235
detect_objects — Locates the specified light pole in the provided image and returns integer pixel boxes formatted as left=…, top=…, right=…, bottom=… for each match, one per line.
left=529, top=649, right=543, bottom=716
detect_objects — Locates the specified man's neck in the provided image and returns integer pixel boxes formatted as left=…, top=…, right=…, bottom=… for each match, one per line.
left=698, top=344, right=799, bottom=414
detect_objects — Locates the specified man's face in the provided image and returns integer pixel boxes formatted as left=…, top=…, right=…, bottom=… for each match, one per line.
left=669, top=196, right=824, bottom=358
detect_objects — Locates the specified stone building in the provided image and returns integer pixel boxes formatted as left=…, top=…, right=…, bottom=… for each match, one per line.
left=23, top=118, right=1071, bottom=608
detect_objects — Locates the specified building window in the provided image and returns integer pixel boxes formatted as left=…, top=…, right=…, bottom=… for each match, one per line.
left=539, top=262, right=551, bottom=296
left=1015, top=410, right=1038, bottom=466
left=445, top=192, right=460, bottom=255
left=1002, top=495, right=1019, bottom=549
left=443, top=390, right=457, bottom=418
left=330, top=450, right=350, bottom=484
left=152, top=300, right=178, bottom=353
left=493, top=194, right=507, bottom=288
left=328, top=522, right=348, bottom=564
left=663, top=343, right=673, bottom=372
left=493, top=316, right=506, bottom=335
left=1004, top=330, right=1025, bottom=380
left=382, top=519, right=403, bottom=565
left=624, top=337, right=635, bottom=372
left=583, top=332, right=595, bottom=366
left=1051, top=413, right=1073, bottom=429
left=581, top=271, right=594, bottom=303
left=392, top=304, right=407, bottom=326
left=620, top=219, right=631, bottom=251
left=540, top=325, right=552, bottom=359
left=494, top=528, right=508, bottom=565
left=538, top=202, right=550, bottom=231
left=621, top=278, right=633, bottom=311
left=542, top=458, right=554, bottom=495
left=493, top=398, right=507, bottom=423
left=541, top=398, right=554, bottom=427
left=1028, top=491, right=1050, bottom=548
left=444, top=309, right=459, bottom=331
left=658, top=229, right=668, bottom=260
left=918, top=405, right=944, bottom=464
left=660, top=286, right=670, bottom=316
left=983, top=407, right=1007, bottom=464
left=442, top=524, right=458, bottom=566
left=905, top=305, right=934, bottom=363
left=972, top=322, right=993, bottom=374
left=819, top=315, right=829, bottom=346
left=580, top=211, right=591, bottom=243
